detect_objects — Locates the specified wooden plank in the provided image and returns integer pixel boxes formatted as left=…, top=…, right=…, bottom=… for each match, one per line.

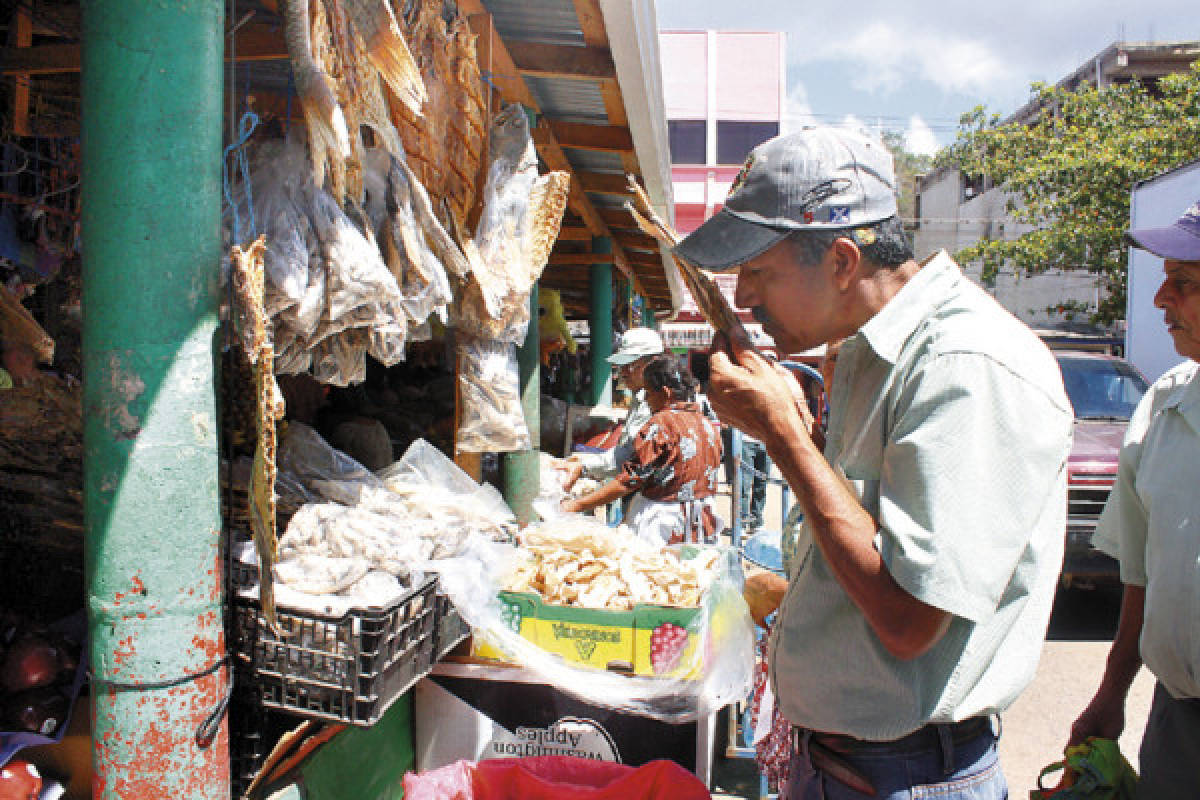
left=12, top=9, right=32, bottom=136
left=547, top=252, right=614, bottom=266
left=598, top=207, right=638, bottom=229
left=614, top=232, right=659, bottom=252
left=557, top=226, right=591, bottom=241
left=510, top=41, right=615, bottom=80
left=579, top=171, right=639, bottom=196
left=0, top=23, right=287, bottom=76
left=545, top=121, right=633, bottom=153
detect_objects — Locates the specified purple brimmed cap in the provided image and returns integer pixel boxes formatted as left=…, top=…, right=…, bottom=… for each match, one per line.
left=673, top=126, right=898, bottom=271
left=1126, top=200, right=1200, bottom=261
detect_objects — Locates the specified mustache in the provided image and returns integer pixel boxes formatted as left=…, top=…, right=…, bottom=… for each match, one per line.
left=751, top=306, right=771, bottom=325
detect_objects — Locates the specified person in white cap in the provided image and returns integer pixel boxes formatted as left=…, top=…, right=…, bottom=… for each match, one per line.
left=1069, top=200, right=1200, bottom=798
left=560, top=327, right=664, bottom=495
left=677, top=125, right=1073, bottom=798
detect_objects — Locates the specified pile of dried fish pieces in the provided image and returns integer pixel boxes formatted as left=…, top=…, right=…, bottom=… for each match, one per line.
left=504, top=525, right=722, bottom=611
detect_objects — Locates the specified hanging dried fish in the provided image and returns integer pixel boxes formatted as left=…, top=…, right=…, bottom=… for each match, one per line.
left=342, top=0, right=428, bottom=117
left=230, top=236, right=287, bottom=631
left=281, top=0, right=351, bottom=186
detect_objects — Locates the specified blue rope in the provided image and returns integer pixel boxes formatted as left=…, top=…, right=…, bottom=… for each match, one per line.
left=222, top=111, right=260, bottom=245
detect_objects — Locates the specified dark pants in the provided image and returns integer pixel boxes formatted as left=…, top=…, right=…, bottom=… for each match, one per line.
left=1138, top=682, right=1200, bottom=799
left=740, top=438, right=769, bottom=529
left=785, top=722, right=1005, bottom=800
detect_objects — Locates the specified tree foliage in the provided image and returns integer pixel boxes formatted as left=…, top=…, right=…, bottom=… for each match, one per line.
left=881, top=130, right=933, bottom=224
left=937, top=61, right=1200, bottom=325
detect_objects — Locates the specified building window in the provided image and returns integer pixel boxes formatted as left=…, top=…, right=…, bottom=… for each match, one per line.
left=668, top=120, right=707, bottom=164
left=717, top=121, right=779, bottom=165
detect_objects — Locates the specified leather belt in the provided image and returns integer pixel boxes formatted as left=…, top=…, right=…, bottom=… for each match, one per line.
left=806, top=716, right=993, bottom=755
left=790, top=716, right=993, bottom=796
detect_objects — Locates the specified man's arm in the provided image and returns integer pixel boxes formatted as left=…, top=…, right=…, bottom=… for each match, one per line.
left=1069, top=583, right=1145, bottom=745
left=708, top=335, right=950, bottom=660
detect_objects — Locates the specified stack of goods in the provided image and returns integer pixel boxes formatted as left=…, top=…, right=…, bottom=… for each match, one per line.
left=470, top=520, right=725, bottom=679
left=233, top=423, right=517, bottom=616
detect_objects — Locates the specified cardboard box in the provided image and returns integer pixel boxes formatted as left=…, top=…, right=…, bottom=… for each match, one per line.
left=473, top=591, right=703, bottom=677
left=415, top=662, right=716, bottom=786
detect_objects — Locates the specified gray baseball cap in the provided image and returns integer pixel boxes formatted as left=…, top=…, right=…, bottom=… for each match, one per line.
left=674, top=126, right=899, bottom=271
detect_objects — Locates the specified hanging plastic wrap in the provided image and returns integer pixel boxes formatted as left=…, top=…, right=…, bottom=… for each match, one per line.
left=453, top=105, right=569, bottom=345
left=455, top=337, right=530, bottom=453
left=426, top=515, right=756, bottom=723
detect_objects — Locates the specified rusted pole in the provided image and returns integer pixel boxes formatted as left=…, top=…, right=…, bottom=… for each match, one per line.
left=81, top=0, right=227, bottom=797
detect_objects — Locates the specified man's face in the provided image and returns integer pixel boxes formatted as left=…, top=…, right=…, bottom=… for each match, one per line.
left=1154, top=259, right=1200, bottom=361
left=733, top=238, right=838, bottom=354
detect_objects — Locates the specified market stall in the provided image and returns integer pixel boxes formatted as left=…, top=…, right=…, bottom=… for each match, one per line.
left=0, top=1, right=724, bottom=798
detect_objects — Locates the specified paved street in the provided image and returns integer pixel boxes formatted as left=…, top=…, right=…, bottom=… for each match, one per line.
left=711, top=469, right=1154, bottom=798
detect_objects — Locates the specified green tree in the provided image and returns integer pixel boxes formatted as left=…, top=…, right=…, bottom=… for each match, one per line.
left=881, top=130, right=932, bottom=225
left=937, top=62, right=1200, bottom=325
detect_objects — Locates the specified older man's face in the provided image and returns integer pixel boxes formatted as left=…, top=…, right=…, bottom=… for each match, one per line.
left=733, top=238, right=840, bottom=354
left=1154, top=260, right=1200, bottom=361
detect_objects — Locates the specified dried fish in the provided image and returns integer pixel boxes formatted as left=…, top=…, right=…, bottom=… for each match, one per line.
left=342, top=0, right=427, bottom=117
left=0, top=285, right=54, bottom=364
left=281, top=0, right=350, bottom=186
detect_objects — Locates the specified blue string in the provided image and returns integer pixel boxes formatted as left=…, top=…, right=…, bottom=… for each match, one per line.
left=222, top=111, right=260, bottom=245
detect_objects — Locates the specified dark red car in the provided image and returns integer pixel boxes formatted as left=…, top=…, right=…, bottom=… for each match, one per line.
left=1055, top=351, right=1150, bottom=588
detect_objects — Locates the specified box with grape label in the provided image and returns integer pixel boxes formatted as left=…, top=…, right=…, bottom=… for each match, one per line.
left=633, top=605, right=703, bottom=679
left=470, top=592, right=540, bottom=662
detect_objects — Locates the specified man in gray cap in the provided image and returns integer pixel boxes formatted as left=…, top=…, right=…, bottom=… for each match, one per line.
left=678, top=126, right=1073, bottom=798
left=561, top=327, right=664, bottom=492
left=1069, top=201, right=1200, bottom=798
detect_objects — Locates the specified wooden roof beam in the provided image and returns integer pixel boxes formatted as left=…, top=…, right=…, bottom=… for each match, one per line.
left=545, top=120, right=633, bottom=153
left=510, top=41, right=615, bottom=80
left=579, top=171, right=641, bottom=196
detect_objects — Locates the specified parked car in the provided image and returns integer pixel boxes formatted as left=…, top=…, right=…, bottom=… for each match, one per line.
left=1055, top=351, right=1149, bottom=588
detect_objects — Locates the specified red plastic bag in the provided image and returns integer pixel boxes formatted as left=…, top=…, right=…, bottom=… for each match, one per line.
left=404, top=756, right=711, bottom=800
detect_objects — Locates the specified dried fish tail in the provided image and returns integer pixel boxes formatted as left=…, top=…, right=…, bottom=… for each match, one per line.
left=343, top=0, right=428, bottom=117
left=282, top=0, right=350, bottom=184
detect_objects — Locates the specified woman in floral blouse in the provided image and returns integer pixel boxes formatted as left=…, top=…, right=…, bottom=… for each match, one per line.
left=562, top=355, right=724, bottom=544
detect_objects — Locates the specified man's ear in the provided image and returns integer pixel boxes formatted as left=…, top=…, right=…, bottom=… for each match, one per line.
left=828, top=236, right=863, bottom=292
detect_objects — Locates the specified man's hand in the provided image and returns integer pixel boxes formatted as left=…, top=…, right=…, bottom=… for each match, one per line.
left=554, top=460, right=585, bottom=492
left=708, top=331, right=812, bottom=446
left=1069, top=691, right=1126, bottom=746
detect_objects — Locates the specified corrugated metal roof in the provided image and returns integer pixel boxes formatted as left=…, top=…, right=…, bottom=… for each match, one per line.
left=483, top=0, right=585, bottom=46
left=562, top=149, right=624, bottom=173
left=522, top=76, right=608, bottom=121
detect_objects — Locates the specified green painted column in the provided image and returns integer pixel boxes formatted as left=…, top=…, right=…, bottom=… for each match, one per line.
left=503, top=287, right=541, bottom=525
left=642, top=296, right=656, bottom=328
left=589, top=238, right=613, bottom=407
left=81, top=1, right=227, bottom=797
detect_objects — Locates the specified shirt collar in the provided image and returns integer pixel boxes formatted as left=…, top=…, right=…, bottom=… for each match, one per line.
left=1161, top=361, right=1200, bottom=433
left=856, top=250, right=963, bottom=365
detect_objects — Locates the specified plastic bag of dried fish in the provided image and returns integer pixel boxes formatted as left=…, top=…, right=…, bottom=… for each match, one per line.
left=455, top=336, right=531, bottom=453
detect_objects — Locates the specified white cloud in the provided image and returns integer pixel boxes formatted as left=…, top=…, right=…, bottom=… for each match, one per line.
left=904, top=115, right=940, bottom=157
left=780, top=83, right=816, bottom=134
left=839, top=114, right=873, bottom=139
left=805, top=21, right=1016, bottom=98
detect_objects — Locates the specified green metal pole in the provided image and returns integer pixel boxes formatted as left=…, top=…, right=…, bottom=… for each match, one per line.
left=82, top=2, right=226, bottom=798
left=503, top=286, right=541, bottom=525
left=589, top=238, right=613, bottom=407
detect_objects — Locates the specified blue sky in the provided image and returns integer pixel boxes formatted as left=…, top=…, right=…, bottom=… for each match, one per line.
left=655, top=0, right=1200, bottom=156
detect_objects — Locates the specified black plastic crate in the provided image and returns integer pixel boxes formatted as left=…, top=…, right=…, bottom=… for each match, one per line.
left=232, top=576, right=437, bottom=726
left=433, top=591, right=470, bottom=661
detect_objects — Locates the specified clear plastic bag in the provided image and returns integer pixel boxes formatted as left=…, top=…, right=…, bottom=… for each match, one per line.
left=455, top=336, right=531, bottom=453
left=428, top=528, right=756, bottom=723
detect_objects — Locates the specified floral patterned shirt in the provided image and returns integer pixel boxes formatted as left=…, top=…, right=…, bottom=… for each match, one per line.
left=616, top=402, right=723, bottom=502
